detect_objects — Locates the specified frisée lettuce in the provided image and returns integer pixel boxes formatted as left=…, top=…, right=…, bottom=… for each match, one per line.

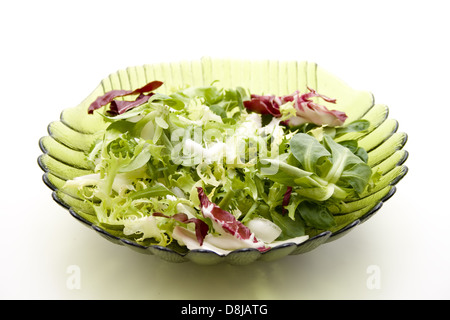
left=64, top=80, right=378, bottom=255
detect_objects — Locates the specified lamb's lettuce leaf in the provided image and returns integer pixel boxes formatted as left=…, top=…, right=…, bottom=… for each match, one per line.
left=261, top=132, right=372, bottom=202
left=321, top=135, right=372, bottom=194
left=297, top=200, right=336, bottom=229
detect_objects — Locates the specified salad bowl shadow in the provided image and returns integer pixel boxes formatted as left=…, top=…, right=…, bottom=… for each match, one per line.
left=38, top=57, right=408, bottom=265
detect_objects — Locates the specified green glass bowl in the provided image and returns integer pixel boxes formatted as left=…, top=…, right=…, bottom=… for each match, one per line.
left=38, top=58, right=408, bottom=265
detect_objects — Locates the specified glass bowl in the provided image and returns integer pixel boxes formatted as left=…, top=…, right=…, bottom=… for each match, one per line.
left=38, top=58, right=408, bottom=265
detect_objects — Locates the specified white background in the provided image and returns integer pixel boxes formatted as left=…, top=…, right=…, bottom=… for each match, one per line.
left=1, top=0, right=449, bottom=300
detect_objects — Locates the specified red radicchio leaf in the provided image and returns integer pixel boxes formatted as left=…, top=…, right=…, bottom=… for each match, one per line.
left=109, top=94, right=153, bottom=115
left=282, top=186, right=293, bottom=215
left=243, top=87, right=347, bottom=127
left=88, top=80, right=164, bottom=115
left=243, top=94, right=282, bottom=117
left=152, top=212, right=209, bottom=246
left=196, top=187, right=269, bottom=252
left=286, top=87, right=347, bottom=127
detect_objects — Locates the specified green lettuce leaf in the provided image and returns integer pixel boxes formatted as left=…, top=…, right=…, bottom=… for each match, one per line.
left=261, top=133, right=373, bottom=202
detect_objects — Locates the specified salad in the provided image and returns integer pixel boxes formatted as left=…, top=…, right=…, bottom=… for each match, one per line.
left=65, top=80, right=379, bottom=255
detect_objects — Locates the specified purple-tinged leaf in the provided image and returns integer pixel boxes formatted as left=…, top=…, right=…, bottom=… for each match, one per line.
left=243, top=87, right=347, bottom=127
left=243, top=94, right=282, bottom=116
left=109, top=94, right=153, bottom=115
left=88, top=80, right=163, bottom=114
left=282, top=186, right=293, bottom=215
left=196, top=187, right=269, bottom=252
left=152, top=212, right=209, bottom=246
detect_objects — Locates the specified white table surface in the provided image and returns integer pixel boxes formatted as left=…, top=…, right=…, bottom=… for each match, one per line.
left=1, top=0, right=449, bottom=300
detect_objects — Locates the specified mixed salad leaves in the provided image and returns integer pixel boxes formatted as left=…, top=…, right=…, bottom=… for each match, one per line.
left=65, top=80, right=379, bottom=255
